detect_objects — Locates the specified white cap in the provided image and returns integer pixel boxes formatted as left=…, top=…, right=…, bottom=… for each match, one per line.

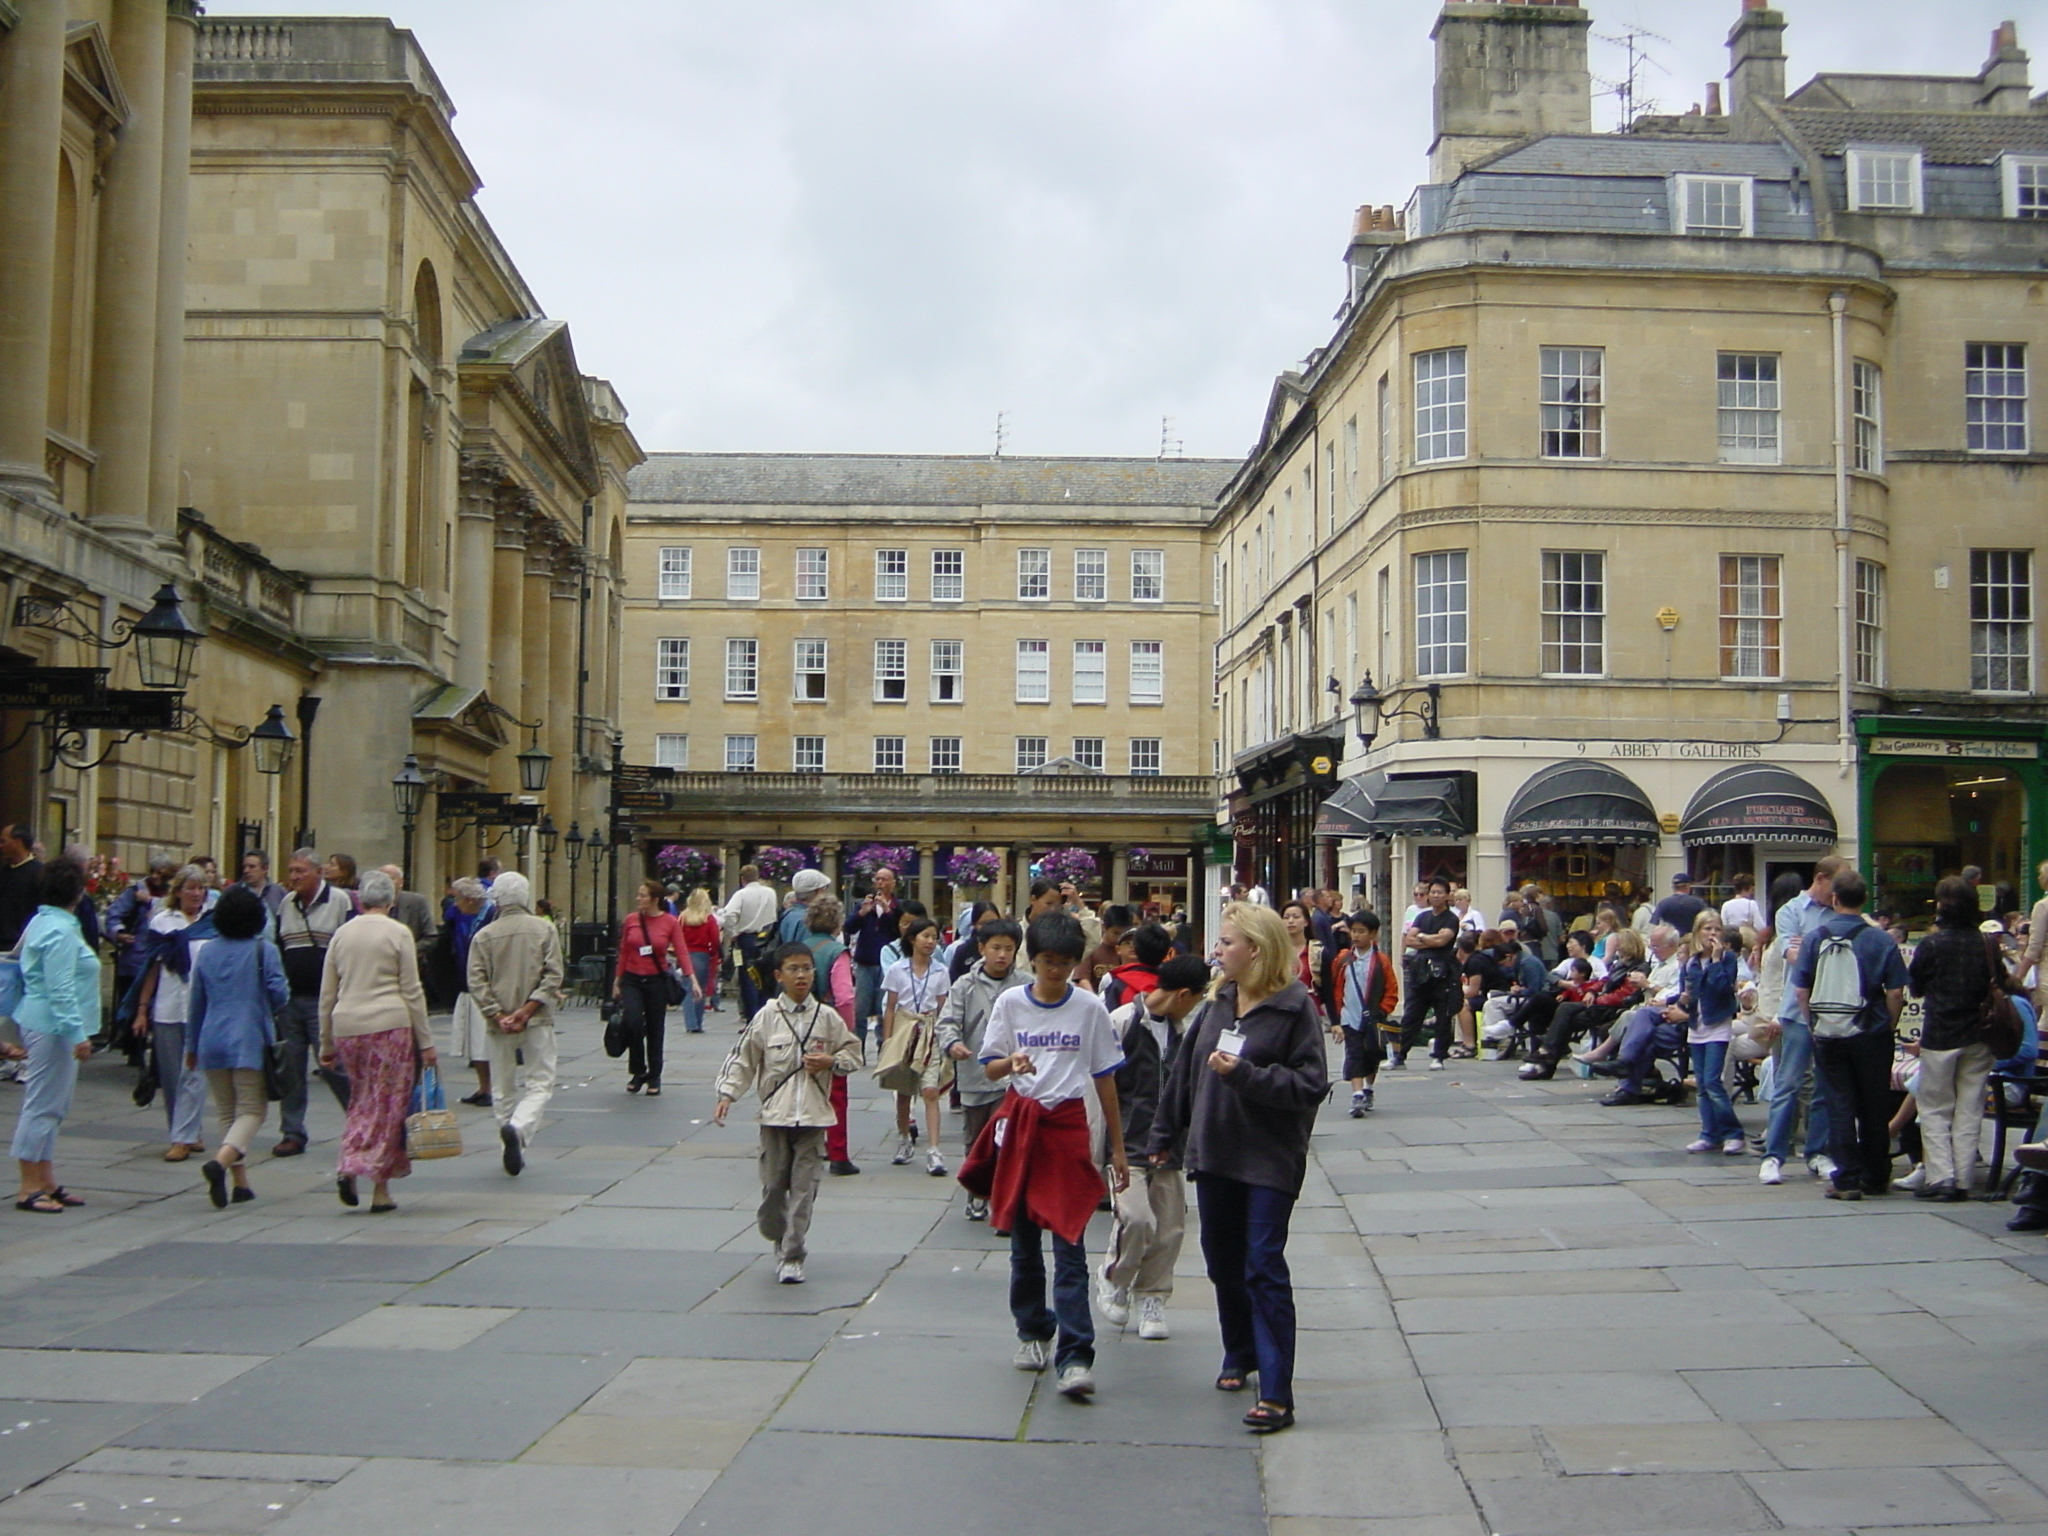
left=792, top=869, right=832, bottom=895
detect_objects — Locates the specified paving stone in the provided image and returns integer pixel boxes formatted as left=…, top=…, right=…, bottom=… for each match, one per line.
left=457, top=1306, right=841, bottom=1361
left=69, top=1242, right=479, bottom=1284
left=1543, top=1421, right=1776, bottom=1474
left=0, top=1468, right=316, bottom=1532
left=115, top=1348, right=620, bottom=1460
left=1690, top=1214, right=2016, bottom=1269
left=57, top=1281, right=407, bottom=1355
left=0, top=1349, right=265, bottom=1403
left=693, top=1250, right=902, bottom=1314
left=1743, top=1467, right=1993, bottom=1527
left=1681, top=1366, right=1932, bottom=1422
left=682, top=1430, right=1265, bottom=1536
left=407, top=1245, right=747, bottom=1312
left=1474, top=1469, right=1779, bottom=1534
left=0, top=1280, right=199, bottom=1350
left=852, top=1267, right=1033, bottom=1338
left=1260, top=1430, right=1476, bottom=1518
left=305, top=1305, right=518, bottom=1351
left=264, top=1458, right=712, bottom=1536
left=1397, top=1288, right=1801, bottom=1333
left=518, top=1412, right=751, bottom=1470
left=1329, top=1163, right=1616, bottom=1196
left=1428, top=1369, right=1716, bottom=1427
left=579, top=1358, right=805, bottom=1421
left=73, top=1449, right=361, bottom=1483
left=1269, top=1518, right=1488, bottom=1536
left=499, top=1204, right=755, bottom=1251
left=1946, top=1461, right=2048, bottom=1522
left=1383, top=1266, right=1676, bottom=1300
left=1022, top=1332, right=1255, bottom=1448
left=0, top=1401, right=165, bottom=1500
left=1744, top=1418, right=1999, bottom=1470
left=770, top=1334, right=1031, bottom=1440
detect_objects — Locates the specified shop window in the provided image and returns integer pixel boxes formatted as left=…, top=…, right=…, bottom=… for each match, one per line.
left=1871, top=761, right=2027, bottom=928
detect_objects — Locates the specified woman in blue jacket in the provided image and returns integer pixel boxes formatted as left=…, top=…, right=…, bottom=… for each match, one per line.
left=1680, top=911, right=1748, bottom=1156
left=11, top=857, right=100, bottom=1214
left=185, top=885, right=289, bottom=1207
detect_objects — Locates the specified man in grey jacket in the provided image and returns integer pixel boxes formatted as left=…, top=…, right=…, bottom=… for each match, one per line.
left=934, top=919, right=1026, bottom=1222
left=466, top=872, right=564, bottom=1176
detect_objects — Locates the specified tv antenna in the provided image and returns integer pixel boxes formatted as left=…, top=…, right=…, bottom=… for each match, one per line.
left=1595, top=25, right=1672, bottom=128
left=992, top=410, right=1007, bottom=459
left=1159, top=415, right=1183, bottom=459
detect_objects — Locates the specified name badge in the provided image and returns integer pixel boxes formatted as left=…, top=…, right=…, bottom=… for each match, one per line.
left=638, top=945, right=654, bottom=957
left=1216, top=1028, right=1248, bottom=1056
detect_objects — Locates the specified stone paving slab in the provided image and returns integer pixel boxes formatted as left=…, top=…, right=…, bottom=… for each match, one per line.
left=1428, top=1368, right=1719, bottom=1427
left=1473, top=1469, right=1781, bottom=1534
left=264, top=1457, right=714, bottom=1536
left=768, top=1334, right=1034, bottom=1440
left=68, top=1241, right=480, bottom=1284
left=499, top=1203, right=756, bottom=1251
left=0, top=1402, right=167, bottom=1499
left=406, top=1244, right=746, bottom=1312
left=1680, top=1365, right=1934, bottom=1422
left=56, top=1280, right=408, bottom=1355
left=456, top=1305, right=843, bottom=1361
left=1744, top=1467, right=1995, bottom=1527
left=0, top=1349, right=265, bottom=1403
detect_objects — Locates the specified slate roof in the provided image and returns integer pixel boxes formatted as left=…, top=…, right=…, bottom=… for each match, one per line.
left=1436, top=170, right=1815, bottom=241
left=629, top=454, right=1238, bottom=509
left=1481, top=136, right=1797, bottom=179
left=1781, top=108, right=2048, bottom=164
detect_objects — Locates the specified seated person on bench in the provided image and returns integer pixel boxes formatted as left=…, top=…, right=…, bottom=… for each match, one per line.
left=1518, top=929, right=1647, bottom=1079
left=1598, top=924, right=1689, bottom=1106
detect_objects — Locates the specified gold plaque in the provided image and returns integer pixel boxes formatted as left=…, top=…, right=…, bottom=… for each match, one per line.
left=1310, top=756, right=1334, bottom=777
left=1659, top=812, right=1681, bottom=834
left=1656, top=606, right=1680, bottom=631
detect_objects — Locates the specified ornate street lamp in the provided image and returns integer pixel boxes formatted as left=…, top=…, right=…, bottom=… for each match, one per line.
left=14, top=582, right=203, bottom=691
left=516, top=737, right=552, bottom=795
left=249, top=704, right=296, bottom=777
left=537, top=813, right=558, bottom=905
left=391, top=754, right=428, bottom=882
left=587, top=832, right=609, bottom=927
left=565, top=821, right=584, bottom=941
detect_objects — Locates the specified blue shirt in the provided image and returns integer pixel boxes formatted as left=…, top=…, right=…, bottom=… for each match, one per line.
left=187, top=935, right=290, bottom=1071
left=15, top=905, right=100, bottom=1044
left=1786, top=910, right=1909, bottom=1034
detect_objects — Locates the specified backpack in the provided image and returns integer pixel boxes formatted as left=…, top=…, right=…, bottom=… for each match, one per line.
left=1807, top=930, right=1869, bottom=1039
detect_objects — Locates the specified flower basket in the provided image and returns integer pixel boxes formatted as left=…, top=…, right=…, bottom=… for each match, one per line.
left=752, top=845, right=809, bottom=883
left=655, top=844, right=722, bottom=889
left=1037, top=847, right=1099, bottom=887
left=848, top=843, right=916, bottom=881
left=944, top=847, right=1002, bottom=888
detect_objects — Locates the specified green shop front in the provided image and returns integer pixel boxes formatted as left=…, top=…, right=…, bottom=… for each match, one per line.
left=1858, top=716, right=2047, bottom=928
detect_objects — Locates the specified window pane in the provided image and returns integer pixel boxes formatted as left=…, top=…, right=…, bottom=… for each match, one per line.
left=930, top=639, right=963, bottom=702
left=1683, top=176, right=1748, bottom=235
left=1129, top=641, right=1163, bottom=705
left=1018, top=548, right=1050, bottom=600
left=1540, top=347, right=1603, bottom=458
left=1129, top=738, right=1161, bottom=775
left=654, top=733, right=688, bottom=768
left=873, top=736, right=905, bottom=774
left=1854, top=151, right=1918, bottom=210
left=1075, top=549, right=1107, bottom=602
left=796, top=547, right=829, bottom=600
left=1853, top=361, right=1883, bottom=473
left=655, top=637, right=689, bottom=699
left=794, top=637, right=827, bottom=701
left=1414, top=348, right=1467, bottom=462
left=1131, top=549, right=1164, bottom=601
left=1717, top=354, right=1781, bottom=464
left=724, top=638, right=758, bottom=699
left=1971, top=549, right=2033, bottom=692
left=1540, top=551, right=1605, bottom=676
left=2018, top=160, right=2048, bottom=219
left=1072, top=737, right=1103, bottom=772
left=1073, top=640, right=1106, bottom=704
left=724, top=735, right=757, bottom=773
left=792, top=735, right=825, bottom=773
left=875, top=549, right=907, bottom=601
left=658, top=547, right=692, bottom=600
left=1015, top=639, right=1049, bottom=702
left=1414, top=551, right=1469, bottom=676
left=1967, top=343, right=2029, bottom=453
left=931, top=549, right=964, bottom=601
left=929, top=737, right=962, bottom=774
left=1854, top=560, right=1885, bottom=687
left=1718, top=555, right=1783, bottom=679
left=873, top=639, right=907, bottom=701
left=1015, top=736, right=1047, bottom=773
left=726, top=547, right=760, bottom=600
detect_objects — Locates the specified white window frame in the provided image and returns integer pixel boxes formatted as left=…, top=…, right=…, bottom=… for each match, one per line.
left=655, top=637, right=689, bottom=700
left=724, top=735, right=757, bottom=774
left=1073, top=640, right=1107, bottom=704
left=873, top=639, right=908, bottom=702
left=1854, top=559, right=1885, bottom=687
left=653, top=732, right=688, bottom=769
left=1129, top=640, right=1164, bottom=705
left=1413, top=551, right=1469, bottom=678
left=1414, top=348, right=1468, bottom=463
left=1671, top=174, right=1754, bottom=237
left=1015, top=639, right=1050, bottom=703
left=1853, top=360, right=1884, bottom=474
left=930, top=639, right=963, bottom=703
left=929, top=737, right=962, bottom=775
left=1376, top=373, right=1393, bottom=481
left=724, top=637, right=758, bottom=700
left=930, top=549, right=964, bottom=602
left=1074, top=549, right=1108, bottom=603
left=1540, top=551, right=1606, bottom=678
left=1971, top=549, right=2034, bottom=694
left=874, top=548, right=907, bottom=602
left=725, top=546, right=760, bottom=601
left=2003, top=155, right=2048, bottom=220
left=1017, top=548, right=1051, bottom=601
left=1344, top=413, right=1360, bottom=506
left=1129, top=738, right=1162, bottom=776
left=1846, top=146, right=1925, bottom=214
left=792, top=735, right=826, bottom=774
left=1719, top=554, right=1783, bottom=681
left=1717, top=353, right=1782, bottom=465
left=1131, top=549, right=1165, bottom=603
left=793, top=637, right=828, bottom=701
left=1539, top=347, right=1604, bottom=459
left=657, top=546, right=692, bottom=600
left=872, top=735, right=906, bottom=775
left=795, top=547, right=829, bottom=601
left=1015, top=737, right=1048, bottom=773
left=1071, top=737, right=1104, bottom=772
left=1967, top=343, right=2029, bottom=454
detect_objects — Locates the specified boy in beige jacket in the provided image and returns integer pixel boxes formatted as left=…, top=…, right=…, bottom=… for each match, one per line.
left=465, top=873, right=564, bottom=1176
left=715, top=943, right=862, bottom=1283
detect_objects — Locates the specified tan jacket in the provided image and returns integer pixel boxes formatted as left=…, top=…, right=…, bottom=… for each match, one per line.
left=717, top=996, right=861, bottom=1127
left=318, top=911, right=430, bottom=1054
left=467, top=906, right=565, bottom=1032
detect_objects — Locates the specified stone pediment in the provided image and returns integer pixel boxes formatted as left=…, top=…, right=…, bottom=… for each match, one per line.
left=412, top=683, right=510, bottom=753
left=458, top=317, right=601, bottom=498
left=65, top=22, right=130, bottom=130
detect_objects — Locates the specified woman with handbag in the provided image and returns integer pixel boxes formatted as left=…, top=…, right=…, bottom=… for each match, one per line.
left=613, top=880, right=685, bottom=1095
left=1906, top=876, right=2014, bottom=1201
left=184, top=886, right=289, bottom=1207
left=131, top=866, right=216, bottom=1161
left=318, top=870, right=435, bottom=1213
left=881, top=916, right=951, bottom=1173
left=675, top=887, right=720, bottom=1035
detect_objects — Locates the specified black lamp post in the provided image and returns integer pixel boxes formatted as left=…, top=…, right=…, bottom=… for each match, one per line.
left=293, top=694, right=321, bottom=849
left=587, top=833, right=609, bottom=926
left=537, top=813, right=558, bottom=907
left=516, top=737, right=553, bottom=795
left=1347, top=672, right=1441, bottom=752
left=391, top=754, right=428, bottom=884
left=248, top=704, right=296, bottom=777
left=565, top=821, right=584, bottom=939
left=131, top=584, right=204, bottom=691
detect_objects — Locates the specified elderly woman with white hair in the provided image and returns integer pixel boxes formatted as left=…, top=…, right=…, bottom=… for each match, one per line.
left=318, top=868, right=435, bottom=1213
left=432, top=875, right=495, bottom=1105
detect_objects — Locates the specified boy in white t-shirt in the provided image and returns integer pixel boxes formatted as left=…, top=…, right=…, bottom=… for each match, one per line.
left=974, top=912, right=1129, bottom=1401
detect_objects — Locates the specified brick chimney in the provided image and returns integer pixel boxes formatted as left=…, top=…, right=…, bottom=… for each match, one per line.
left=1429, top=1, right=1593, bottom=183
left=1979, top=20, right=2031, bottom=112
left=1727, top=0, right=1788, bottom=121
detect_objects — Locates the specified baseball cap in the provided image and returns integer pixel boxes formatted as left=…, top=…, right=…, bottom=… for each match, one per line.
left=792, top=869, right=831, bottom=895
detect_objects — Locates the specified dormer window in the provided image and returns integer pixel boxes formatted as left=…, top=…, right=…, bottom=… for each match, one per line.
left=2004, top=156, right=2048, bottom=220
left=1846, top=147, right=1924, bottom=213
left=1673, top=175, right=1754, bottom=237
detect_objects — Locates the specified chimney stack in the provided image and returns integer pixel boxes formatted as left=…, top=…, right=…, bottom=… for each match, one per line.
left=1979, top=20, right=2031, bottom=112
left=1429, top=1, right=1592, bottom=183
left=1706, top=81, right=1724, bottom=115
left=1727, top=1, right=1788, bottom=121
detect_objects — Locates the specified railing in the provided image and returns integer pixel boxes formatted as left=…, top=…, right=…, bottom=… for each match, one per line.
left=178, top=512, right=304, bottom=635
left=197, top=23, right=293, bottom=62
left=658, top=771, right=1215, bottom=814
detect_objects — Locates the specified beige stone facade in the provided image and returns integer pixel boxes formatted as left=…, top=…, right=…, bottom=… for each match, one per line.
left=619, top=455, right=1230, bottom=918
left=1218, top=1, right=2048, bottom=926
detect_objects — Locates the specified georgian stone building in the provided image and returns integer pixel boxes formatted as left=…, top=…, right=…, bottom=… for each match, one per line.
left=619, top=454, right=1231, bottom=920
left=1217, top=0, right=2048, bottom=928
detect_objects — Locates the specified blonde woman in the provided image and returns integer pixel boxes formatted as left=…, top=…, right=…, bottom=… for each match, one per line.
left=676, top=887, right=720, bottom=1035
left=1147, top=901, right=1327, bottom=1434
left=133, top=866, right=215, bottom=1161
left=2020, top=859, right=2048, bottom=1021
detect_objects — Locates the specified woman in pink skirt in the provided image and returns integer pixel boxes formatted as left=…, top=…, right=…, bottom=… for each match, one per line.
left=317, top=870, right=436, bottom=1212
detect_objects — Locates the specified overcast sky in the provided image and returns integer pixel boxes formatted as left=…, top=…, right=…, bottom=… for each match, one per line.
left=206, top=0, right=2040, bottom=461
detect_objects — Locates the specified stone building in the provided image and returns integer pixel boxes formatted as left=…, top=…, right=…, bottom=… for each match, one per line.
left=1217, top=0, right=2048, bottom=928
left=619, top=454, right=1231, bottom=921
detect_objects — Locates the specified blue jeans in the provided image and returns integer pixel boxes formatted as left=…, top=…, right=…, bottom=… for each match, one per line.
left=1764, top=1014, right=1831, bottom=1163
left=1196, top=1174, right=1299, bottom=1409
left=853, top=963, right=885, bottom=1045
left=1615, top=1007, right=1683, bottom=1095
left=1009, top=1211, right=1094, bottom=1370
left=684, top=950, right=713, bottom=1032
left=1691, top=1040, right=1743, bottom=1143
left=10, top=1028, right=78, bottom=1162
left=152, top=1020, right=206, bottom=1147
left=275, top=995, right=319, bottom=1142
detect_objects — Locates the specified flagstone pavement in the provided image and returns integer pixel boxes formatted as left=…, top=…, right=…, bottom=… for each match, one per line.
left=3, top=1012, right=2048, bottom=1535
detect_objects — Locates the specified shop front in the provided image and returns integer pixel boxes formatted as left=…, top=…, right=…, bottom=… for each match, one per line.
left=1316, top=768, right=1478, bottom=922
left=1858, top=717, right=2047, bottom=931
left=1501, top=760, right=1661, bottom=922
left=1229, top=731, right=1344, bottom=900
left=1679, top=763, right=1841, bottom=909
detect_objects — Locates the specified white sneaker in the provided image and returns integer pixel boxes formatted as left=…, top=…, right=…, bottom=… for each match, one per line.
left=1095, top=1273, right=1130, bottom=1328
left=1758, top=1157, right=1783, bottom=1186
left=1897, top=1165, right=1927, bottom=1192
left=891, top=1135, right=914, bottom=1166
left=1428, top=1058, right=1446, bottom=1072
left=926, top=1147, right=948, bottom=1178
left=1808, top=1154, right=1839, bottom=1182
left=1056, top=1362, right=1096, bottom=1398
left=1013, top=1338, right=1049, bottom=1372
left=776, top=1260, right=804, bottom=1284
left=1137, top=1295, right=1169, bottom=1340
left=965, top=1197, right=988, bottom=1222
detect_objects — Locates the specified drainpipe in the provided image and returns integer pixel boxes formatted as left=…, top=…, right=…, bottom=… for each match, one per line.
left=1829, top=290, right=1854, bottom=782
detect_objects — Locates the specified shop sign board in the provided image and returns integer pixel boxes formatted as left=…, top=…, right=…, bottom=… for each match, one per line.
left=1868, top=737, right=2039, bottom=761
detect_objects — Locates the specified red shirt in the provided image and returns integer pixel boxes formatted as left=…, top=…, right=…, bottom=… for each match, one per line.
left=618, top=910, right=682, bottom=975
left=677, top=914, right=721, bottom=957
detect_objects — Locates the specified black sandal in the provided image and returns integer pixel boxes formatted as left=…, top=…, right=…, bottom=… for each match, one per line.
left=202, top=1160, right=229, bottom=1209
left=15, top=1193, right=65, bottom=1214
left=336, top=1175, right=359, bottom=1208
left=42, top=1186, right=85, bottom=1207
left=1215, top=1370, right=1249, bottom=1393
left=368, top=1202, right=398, bottom=1214
left=1243, top=1402, right=1295, bottom=1434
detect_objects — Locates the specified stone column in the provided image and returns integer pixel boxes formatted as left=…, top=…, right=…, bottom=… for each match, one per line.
left=0, top=0, right=68, bottom=496
left=1110, top=845, right=1131, bottom=905
left=454, top=453, right=502, bottom=692
left=147, top=1, right=201, bottom=541
left=87, top=0, right=170, bottom=540
left=549, top=549, right=579, bottom=825
left=490, top=496, right=529, bottom=752
left=521, top=517, right=554, bottom=774
left=916, top=842, right=938, bottom=913
left=716, top=845, right=735, bottom=901
left=821, top=841, right=841, bottom=893
left=1010, top=844, right=1034, bottom=916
